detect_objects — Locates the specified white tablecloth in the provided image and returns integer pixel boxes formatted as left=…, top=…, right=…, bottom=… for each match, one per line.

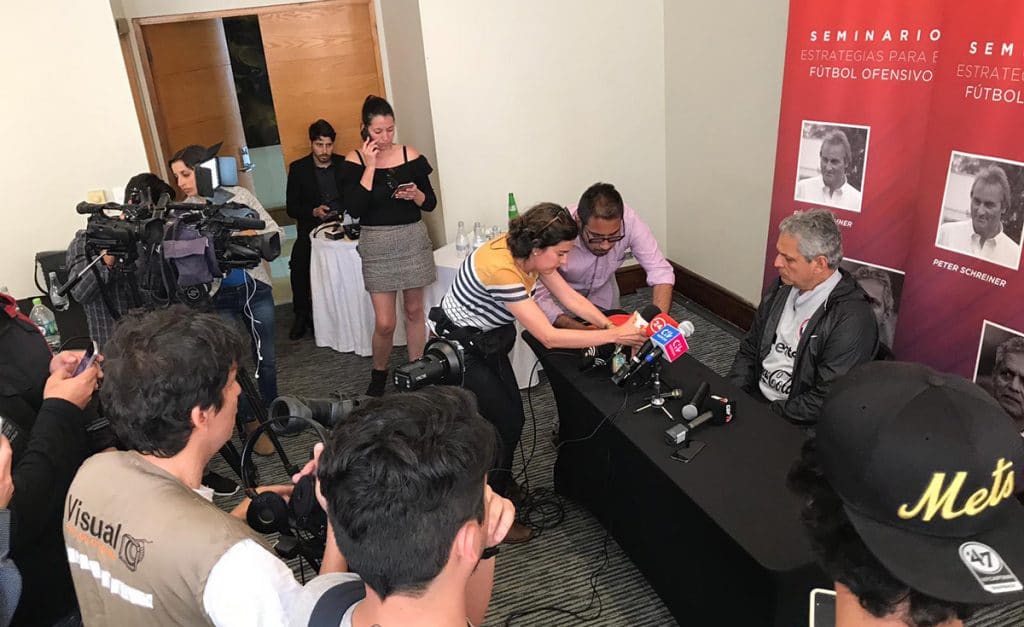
left=310, top=233, right=541, bottom=388
left=310, top=233, right=407, bottom=356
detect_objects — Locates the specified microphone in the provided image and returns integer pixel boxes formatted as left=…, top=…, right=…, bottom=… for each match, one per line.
left=610, top=342, right=662, bottom=386
left=645, top=313, right=692, bottom=364
left=681, top=381, right=710, bottom=420
left=665, top=396, right=734, bottom=445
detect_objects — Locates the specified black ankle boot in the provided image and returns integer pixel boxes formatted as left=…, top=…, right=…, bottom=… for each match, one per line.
left=366, top=369, right=388, bottom=397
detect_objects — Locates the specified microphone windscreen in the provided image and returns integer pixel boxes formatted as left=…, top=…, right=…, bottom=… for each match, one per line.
left=638, top=304, right=662, bottom=324
left=678, top=320, right=695, bottom=338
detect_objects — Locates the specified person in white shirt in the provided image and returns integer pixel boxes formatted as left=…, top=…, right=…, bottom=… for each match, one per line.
left=728, top=209, right=878, bottom=424
left=795, top=129, right=863, bottom=212
left=936, top=165, right=1022, bottom=270
left=64, top=307, right=344, bottom=626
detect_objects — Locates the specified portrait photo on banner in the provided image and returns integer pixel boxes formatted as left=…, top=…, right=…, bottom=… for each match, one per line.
left=974, top=320, right=1024, bottom=432
left=793, top=120, right=869, bottom=213
left=935, top=151, right=1024, bottom=271
left=839, top=258, right=904, bottom=355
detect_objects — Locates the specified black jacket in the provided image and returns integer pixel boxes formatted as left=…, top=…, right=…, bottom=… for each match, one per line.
left=727, top=269, right=879, bottom=425
left=0, top=316, right=91, bottom=625
left=286, top=153, right=347, bottom=237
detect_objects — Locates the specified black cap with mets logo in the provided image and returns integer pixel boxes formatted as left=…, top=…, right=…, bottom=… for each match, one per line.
left=817, top=361, right=1024, bottom=604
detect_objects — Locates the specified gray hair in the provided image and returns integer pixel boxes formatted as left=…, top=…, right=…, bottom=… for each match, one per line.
left=821, top=130, right=852, bottom=166
left=779, top=208, right=843, bottom=269
left=971, top=165, right=1012, bottom=214
left=995, top=336, right=1024, bottom=371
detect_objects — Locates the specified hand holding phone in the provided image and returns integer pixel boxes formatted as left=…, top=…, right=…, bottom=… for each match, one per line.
left=72, top=341, right=99, bottom=377
left=392, top=182, right=416, bottom=199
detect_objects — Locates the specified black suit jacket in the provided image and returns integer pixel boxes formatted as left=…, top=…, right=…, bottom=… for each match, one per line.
left=286, top=153, right=347, bottom=237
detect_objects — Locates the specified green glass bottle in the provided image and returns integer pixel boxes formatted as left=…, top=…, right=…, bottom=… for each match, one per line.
left=507, top=192, right=519, bottom=221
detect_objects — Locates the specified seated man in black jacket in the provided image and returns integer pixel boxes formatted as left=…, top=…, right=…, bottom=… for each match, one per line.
left=728, top=209, right=878, bottom=424
left=285, top=119, right=346, bottom=340
left=0, top=291, right=101, bottom=626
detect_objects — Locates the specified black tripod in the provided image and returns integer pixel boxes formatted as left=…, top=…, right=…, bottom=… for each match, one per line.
left=221, top=365, right=298, bottom=480
left=631, top=360, right=681, bottom=420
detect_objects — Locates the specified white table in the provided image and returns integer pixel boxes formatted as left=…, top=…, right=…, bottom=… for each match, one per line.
left=310, top=232, right=541, bottom=388
left=310, top=233, right=408, bottom=356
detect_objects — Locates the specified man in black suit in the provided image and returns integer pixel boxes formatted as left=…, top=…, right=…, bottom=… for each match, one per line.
left=286, top=119, right=346, bottom=340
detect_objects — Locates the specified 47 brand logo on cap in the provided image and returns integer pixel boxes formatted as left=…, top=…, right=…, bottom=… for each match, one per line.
left=897, top=458, right=1015, bottom=522
left=959, top=542, right=1023, bottom=594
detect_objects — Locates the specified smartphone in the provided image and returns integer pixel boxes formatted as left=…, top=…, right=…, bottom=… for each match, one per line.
left=670, top=440, right=706, bottom=463
left=72, top=341, right=99, bottom=377
left=360, top=126, right=370, bottom=142
left=392, top=182, right=415, bottom=198
left=809, top=588, right=836, bottom=627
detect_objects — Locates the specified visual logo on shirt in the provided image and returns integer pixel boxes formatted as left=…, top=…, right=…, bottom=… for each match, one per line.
left=66, top=494, right=150, bottom=571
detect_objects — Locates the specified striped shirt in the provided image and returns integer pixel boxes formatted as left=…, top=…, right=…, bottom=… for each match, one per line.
left=441, top=236, right=537, bottom=332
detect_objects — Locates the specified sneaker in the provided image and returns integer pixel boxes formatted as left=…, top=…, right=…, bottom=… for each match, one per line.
left=202, top=471, right=239, bottom=497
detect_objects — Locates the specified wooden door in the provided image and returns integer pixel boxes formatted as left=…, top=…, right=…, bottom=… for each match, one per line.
left=141, top=19, right=254, bottom=193
left=259, top=0, right=386, bottom=169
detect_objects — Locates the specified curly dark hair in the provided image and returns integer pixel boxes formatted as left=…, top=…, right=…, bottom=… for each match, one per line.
left=100, top=306, right=245, bottom=457
left=318, top=386, right=498, bottom=600
left=506, top=202, right=579, bottom=259
left=788, top=439, right=978, bottom=626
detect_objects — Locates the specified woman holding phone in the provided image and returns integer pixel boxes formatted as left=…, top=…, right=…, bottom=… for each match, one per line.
left=341, top=95, right=438, bottom=396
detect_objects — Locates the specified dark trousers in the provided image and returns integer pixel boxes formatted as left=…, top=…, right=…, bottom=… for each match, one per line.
left=461, top=331, right=523, bottom=497
left=289, top=230, right=312, bottom=319
left=212, top=277, right=278, bottom=419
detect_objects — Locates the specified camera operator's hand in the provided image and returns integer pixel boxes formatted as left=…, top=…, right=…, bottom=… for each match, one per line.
left=0, top=436, right=13, bottom=509
left=43, top=362, right=101, bottom=409
left=292, top=442, right=328, bottom=513
left=312, top=205, right=331, bottom=220
left=229, top=484, right=295, bottom=520
left=482, top=485, right=516, bottom=547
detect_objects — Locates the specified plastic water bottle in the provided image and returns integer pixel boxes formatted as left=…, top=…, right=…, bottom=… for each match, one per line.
left=29, top=297, right=61, bottom=351
left=49, top=271, right=69, bottom=311
left=455, top=221, right=470, bottom=258
left=472, top=221, right=486, bottom=248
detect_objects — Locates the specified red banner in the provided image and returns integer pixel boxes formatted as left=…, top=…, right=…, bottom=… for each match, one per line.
left=768, top=1, right=1024, bottom=423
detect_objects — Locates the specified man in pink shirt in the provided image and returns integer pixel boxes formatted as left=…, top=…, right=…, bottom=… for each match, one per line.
left=534, top=182, right=674, bottom=329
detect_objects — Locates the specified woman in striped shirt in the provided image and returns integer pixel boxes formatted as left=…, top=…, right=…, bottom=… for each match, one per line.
left=439, top=203, right=646, bottom=543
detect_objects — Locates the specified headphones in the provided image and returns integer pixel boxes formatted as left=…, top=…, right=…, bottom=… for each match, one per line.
left=241, top=416, right=330, bottom=537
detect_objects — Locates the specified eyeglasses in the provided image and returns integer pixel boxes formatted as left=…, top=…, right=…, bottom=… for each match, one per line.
left=536, top=206, right=573, bottom=236
left=583, top=225, right=625, bottom=245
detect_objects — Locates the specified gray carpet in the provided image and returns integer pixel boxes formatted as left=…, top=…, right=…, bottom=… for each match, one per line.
left=208, top=288, right=1024, bottom=626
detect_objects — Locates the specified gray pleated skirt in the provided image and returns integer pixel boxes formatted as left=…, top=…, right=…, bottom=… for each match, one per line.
left=357, top=221, right=437, bottom=292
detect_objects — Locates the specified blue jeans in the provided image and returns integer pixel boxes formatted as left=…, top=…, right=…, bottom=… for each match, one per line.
left=212, top=276, right=277, bottom=422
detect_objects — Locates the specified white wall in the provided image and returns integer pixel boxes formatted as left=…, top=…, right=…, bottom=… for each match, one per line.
left=418, top=1, right=666, bottom=247
left=378, top=0, right=445, bottom=246
left=664, top=1, right=789, bottom=304
left=0, top=1, right=148, bottom=298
